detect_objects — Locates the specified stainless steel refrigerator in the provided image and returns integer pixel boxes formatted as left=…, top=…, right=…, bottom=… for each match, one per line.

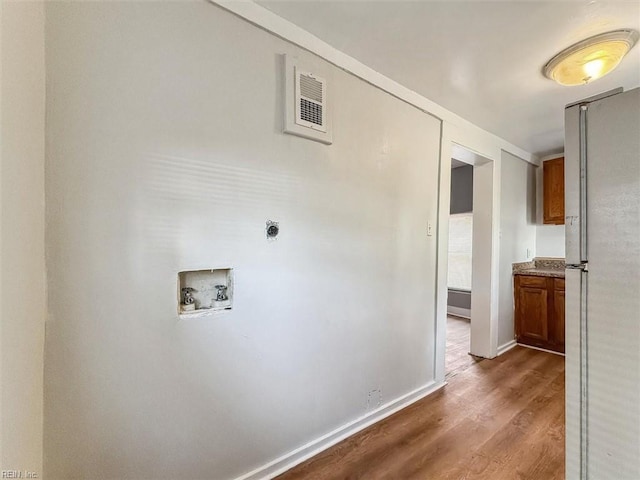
left=565, top=87, right=640, bottom=480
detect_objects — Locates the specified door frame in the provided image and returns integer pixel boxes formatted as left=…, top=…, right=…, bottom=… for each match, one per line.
left=434, top=123, right=502, bottom=382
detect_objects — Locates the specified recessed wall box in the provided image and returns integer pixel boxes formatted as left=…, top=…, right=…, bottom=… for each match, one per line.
left=178, top=268, right=233, bottom=318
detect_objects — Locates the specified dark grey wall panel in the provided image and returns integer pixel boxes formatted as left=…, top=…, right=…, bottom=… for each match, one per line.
left=447, top=289, right=471, bottom=309
left=450, top=164, right=473, bottom=214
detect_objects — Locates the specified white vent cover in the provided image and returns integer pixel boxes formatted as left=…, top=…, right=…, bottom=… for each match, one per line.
left=295, top=69, right=327, bottom=132
left=283, top=55, right=332, bottom=145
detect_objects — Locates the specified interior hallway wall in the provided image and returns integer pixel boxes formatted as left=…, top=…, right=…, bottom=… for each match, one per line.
left=536, top=155, right=565, bottom=257
left=43, top=2, right=441, bottom=479
left=498, top=151, right=537, bottom=348
left=0, top=1, right=46, bottom=476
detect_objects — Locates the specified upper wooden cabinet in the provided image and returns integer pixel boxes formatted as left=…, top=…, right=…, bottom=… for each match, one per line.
left=543, top=157, right=565, bottom=224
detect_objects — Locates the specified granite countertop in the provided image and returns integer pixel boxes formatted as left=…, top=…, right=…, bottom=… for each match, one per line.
left=513, top=258, right=565, bottom=278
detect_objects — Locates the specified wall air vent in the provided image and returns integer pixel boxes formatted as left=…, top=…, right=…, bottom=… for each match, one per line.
left=296, top=71, right=326, bottom=131
left=283, top=55, right=332, bottom=145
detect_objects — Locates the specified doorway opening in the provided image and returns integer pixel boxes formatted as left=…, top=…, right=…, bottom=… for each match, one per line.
left=446, top=158, right=474, bottom=377
left=438, top=141, right=497, bottom=381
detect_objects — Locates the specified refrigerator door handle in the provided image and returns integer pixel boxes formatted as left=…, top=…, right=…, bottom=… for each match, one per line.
left=578, top=105, right=588, bottom=263
left=579, top=268, right=588, bottom=480
left=565, top=267, right=589, bottom=480
left=565, top=105, right=582, bottom=265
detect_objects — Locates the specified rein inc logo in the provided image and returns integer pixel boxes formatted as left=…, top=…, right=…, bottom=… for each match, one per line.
left=2, top=471, right=38, bottom=479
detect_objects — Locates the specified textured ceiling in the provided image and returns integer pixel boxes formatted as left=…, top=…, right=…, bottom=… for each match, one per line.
left=258, top=1, right=640, bottom=155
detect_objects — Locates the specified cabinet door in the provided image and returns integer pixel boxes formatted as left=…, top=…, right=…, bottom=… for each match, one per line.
left=553, top=282, right=565, bottom=350
left=516, top=277, right=549, bottom=343
left=543, top=157, right=565, bottom=224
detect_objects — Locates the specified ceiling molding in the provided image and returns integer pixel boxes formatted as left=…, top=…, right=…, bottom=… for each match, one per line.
left=209, top=0, right=538, bottom=166
left=540, top=152, right=565, bottom=162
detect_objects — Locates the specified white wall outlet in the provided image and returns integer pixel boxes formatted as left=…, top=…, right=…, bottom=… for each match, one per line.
left=427, top=222, right=433, bottom=236
left=366, top=389, right=382, bottom=411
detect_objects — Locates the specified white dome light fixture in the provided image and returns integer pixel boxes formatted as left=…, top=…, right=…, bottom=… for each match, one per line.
left=543, top=29, right=639, bottom=86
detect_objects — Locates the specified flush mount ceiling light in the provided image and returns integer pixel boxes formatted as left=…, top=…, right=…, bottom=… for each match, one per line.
left=544, top=29, right=639, bottom=86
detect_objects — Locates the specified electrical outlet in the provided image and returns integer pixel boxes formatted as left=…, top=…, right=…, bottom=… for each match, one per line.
left=427, top=222, right=433, bottom=236
left=367, top=389, right=382, bottom=411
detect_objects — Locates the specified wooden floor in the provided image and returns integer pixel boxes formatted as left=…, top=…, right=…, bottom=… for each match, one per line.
left=277, top=346, right=565, bottom=480
left=445, top=315, right=481, bottom=379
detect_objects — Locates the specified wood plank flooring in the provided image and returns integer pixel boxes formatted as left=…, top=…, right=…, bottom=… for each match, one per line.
left=277, top=346, right=565, bottom=480
left=445, top=315, right=481, bottom=380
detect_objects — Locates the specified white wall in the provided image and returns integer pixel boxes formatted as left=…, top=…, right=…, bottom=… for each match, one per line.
left=43, top=3, right=441, bottom=479
left=536, top=154, right=565, bottom=258
left=469, top=160, right=495, bottom=356
left=536, top=224, right=565, bottom=257
left=213, top=0, right=539, bottom=383
left=0, top=1, right=46, bottom=476
left=497, top=152, right=537, bottom=349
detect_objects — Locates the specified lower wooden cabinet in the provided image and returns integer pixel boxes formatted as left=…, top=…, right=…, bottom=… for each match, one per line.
left=515, top=275, right=565, bottom=353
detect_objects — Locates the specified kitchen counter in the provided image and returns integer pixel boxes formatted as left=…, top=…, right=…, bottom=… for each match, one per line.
left=513, top=258, right=565, bottom=278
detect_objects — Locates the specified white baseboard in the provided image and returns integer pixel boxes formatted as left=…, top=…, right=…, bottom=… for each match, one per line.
left=517, top=343, right=565, bottom=357
left=233, top=380, right=445, bottom=480
left=447, top=306, right=471, bottom=319
left=496, top=340, right=517, bottom=356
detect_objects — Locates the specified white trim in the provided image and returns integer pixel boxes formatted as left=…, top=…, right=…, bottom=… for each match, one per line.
left=447, top=306, right=471, bottom=319
left=517, top=343, right=565, bottom=357
left=233, top=381, right=445, bottom=480
left=434, top=132, right=451, bottom=385
left=496, top=339, right=517, bottom=356
left=209, top=0, right=537, bottom=166
left=469, top=158, right=499, bottom=359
